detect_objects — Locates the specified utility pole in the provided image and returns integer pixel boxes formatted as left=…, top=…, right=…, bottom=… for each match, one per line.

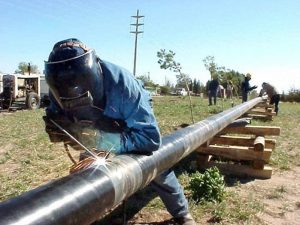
left=130, top=9, right=144, bottom=76
left=28, top=63, right=31, bottom=75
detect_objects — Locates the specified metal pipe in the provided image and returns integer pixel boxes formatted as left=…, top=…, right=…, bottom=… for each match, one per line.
left=0, top=97, right=263, bottom=225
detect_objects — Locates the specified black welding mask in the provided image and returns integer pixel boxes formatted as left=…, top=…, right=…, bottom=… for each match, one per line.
left=45, top=39, right=104, bottom=114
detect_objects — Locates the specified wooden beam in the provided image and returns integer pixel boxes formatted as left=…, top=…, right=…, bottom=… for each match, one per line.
left=196, top=153, right=211, bottom=168
left=197, top=146, right=272, bottom=162
left=247, top=110, right=276, bottom=116
left=199, top=161, right=273, bottom=179
left=220, top=125, right=281, bottom=136
left=255, top=102, right=274, bottom=108
left=252, top=160, right=265, bottom=170
left=254, top=136, right=265, bottom=151
left=244, top=114, right=272, bottom=120
left=205, top=136, right=276, bottom=149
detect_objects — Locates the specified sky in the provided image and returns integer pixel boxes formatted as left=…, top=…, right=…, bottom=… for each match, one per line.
left=0, top=0, right=299, bottom=93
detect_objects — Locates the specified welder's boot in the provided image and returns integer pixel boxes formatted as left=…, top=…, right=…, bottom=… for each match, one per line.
left=173, top=213, right=197, bottom=225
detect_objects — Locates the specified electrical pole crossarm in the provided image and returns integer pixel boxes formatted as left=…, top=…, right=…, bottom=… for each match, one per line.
left=130, top=23, right=144, bottom=26
left=130, top=31, right=144, bottom=34
left=131, top=15, right=144, bottom=18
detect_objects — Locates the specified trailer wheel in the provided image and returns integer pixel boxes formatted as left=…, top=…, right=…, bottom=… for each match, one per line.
left=26, top=92, right=40, bottom=109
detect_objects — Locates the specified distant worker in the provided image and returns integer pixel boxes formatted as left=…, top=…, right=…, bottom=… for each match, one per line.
left=259, top=82, right=280, bottom=115
left=241, top=73, right=257, bottom=102
left=226, top=80, right=233, bottom=99
left=217, top=84, right=225, bottom=98
left=208, top=75, right=219, bottom=106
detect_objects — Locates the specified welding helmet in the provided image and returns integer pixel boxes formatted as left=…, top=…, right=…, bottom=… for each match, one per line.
left=45, top=39, right=104, bottom=110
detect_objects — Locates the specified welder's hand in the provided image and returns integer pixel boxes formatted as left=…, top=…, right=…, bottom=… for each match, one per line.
left=67, top=122, right=100, bottom=151
left=94, top=116, right=125, bottom=133
left=67, top=123, right=122, bottom=154
left=253, top=85, right=258, bottom=89
left=43, top=115, right=72, bottom=143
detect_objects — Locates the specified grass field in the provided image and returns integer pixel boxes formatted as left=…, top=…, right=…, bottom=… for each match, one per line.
left=0, top=96, right=299, bottom=224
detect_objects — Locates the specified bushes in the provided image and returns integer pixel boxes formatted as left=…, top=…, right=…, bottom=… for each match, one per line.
left=188, top=167, right=225, bottom=203
left=281, top=88, right=300, bottom=102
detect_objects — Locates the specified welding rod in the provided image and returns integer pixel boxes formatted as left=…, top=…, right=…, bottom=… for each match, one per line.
left=50, top=119, right=99, bottom=159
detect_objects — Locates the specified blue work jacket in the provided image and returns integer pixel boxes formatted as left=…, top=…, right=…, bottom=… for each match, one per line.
left=100, top=60, right=161, bottom=153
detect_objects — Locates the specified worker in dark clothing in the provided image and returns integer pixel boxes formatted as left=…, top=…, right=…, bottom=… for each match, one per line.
left=259, top=82, right=280, bottom=115
left=208, top=75, right=219, bottom=105
left=43, top=38, right=196, bottom=225
left=241, top=73, right=257, bottom=102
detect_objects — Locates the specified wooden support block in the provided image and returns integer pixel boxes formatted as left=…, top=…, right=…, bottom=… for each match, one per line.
left=197, top=146, right=272, bottom=162
left=255, top=102, right=274, bottom=108
left=196, top=152, right=210, bottom=162
left=196, top=153, right=211, bottom=168
left=204, top=136, right=276, bottom=149
left=245, top=114, right=271, bottom=120
left=199, top=161, right=273, bottom=179
left=221, top=125, right=281, bottom=136
left=254, top=136, right=265, bottom=151
left=247, top=109, right=276, bottom=116
left=252, top=160, right=265, bottom=169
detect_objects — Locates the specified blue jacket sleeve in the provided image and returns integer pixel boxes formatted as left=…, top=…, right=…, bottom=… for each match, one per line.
left=122, top=90, right=161, bottom=152
left=119, top=80, right=161, bottom=153
left=102, top=61, right=161, bottom=154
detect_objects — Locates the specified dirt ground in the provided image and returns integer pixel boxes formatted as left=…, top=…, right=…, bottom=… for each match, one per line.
left=252, top=167, right=300, bottom=225
left=123, top=167, right=300, bottom=225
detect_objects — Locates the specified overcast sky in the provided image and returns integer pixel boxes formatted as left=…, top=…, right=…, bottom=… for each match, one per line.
left=0, top=0, right=299, bottom=92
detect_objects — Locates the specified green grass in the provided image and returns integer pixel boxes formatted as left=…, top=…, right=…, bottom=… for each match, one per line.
left=267, top=185, right=287, bottom=199
left=0, top=96, right=299, bottom=224
left=154, top=96, right=240, bottom=134
left=202, top=191, right=264, bottom=223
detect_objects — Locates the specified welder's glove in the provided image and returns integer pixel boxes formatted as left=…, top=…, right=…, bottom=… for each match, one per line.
left=43, top=115, right=86, bottom=150
left=66, top=122, right=123, bottom=154
left=66, top=122, right=100, bottom=151
left=95, top=132, right=122, bottom=154
left=43, top=115, right=73, bottom=143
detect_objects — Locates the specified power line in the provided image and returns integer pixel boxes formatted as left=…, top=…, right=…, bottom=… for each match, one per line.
left=130, top=9, right=144, bottom=76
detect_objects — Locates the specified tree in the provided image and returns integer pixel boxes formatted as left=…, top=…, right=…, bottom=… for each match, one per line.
left=203, top=56, right=246, bottom=97
left=15, top=62, right=39, bottom=74
left=176, top=73, right=191, bottom=88
left=193, top=79, right=201, bottom=95
left=157, top=49, right=195, bottom=123
left=160, top=86, right=170, bottom=95
left=203, top=56, right=217, bottom=80
left=136, top=73, right=157, bottom=87
left=165, top=79, right=172, bottom=88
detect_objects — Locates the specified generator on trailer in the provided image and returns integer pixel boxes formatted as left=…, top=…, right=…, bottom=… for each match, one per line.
left=0, top=73, right=49, bottom=110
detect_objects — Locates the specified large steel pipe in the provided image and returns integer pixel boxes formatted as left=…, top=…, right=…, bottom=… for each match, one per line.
left=0, top=97, right=263, bottom=225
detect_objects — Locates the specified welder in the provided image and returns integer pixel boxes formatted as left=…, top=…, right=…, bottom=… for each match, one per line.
left=43, top=38, right=196, bottom=225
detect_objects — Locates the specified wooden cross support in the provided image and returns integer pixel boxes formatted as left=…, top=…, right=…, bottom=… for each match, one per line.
left=196, top=124, right=280, bottom=179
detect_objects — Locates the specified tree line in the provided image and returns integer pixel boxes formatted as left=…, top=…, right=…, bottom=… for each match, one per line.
left=7, top=59, right=300, bottom=102
left=136, top=50, right=248, bottom=96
